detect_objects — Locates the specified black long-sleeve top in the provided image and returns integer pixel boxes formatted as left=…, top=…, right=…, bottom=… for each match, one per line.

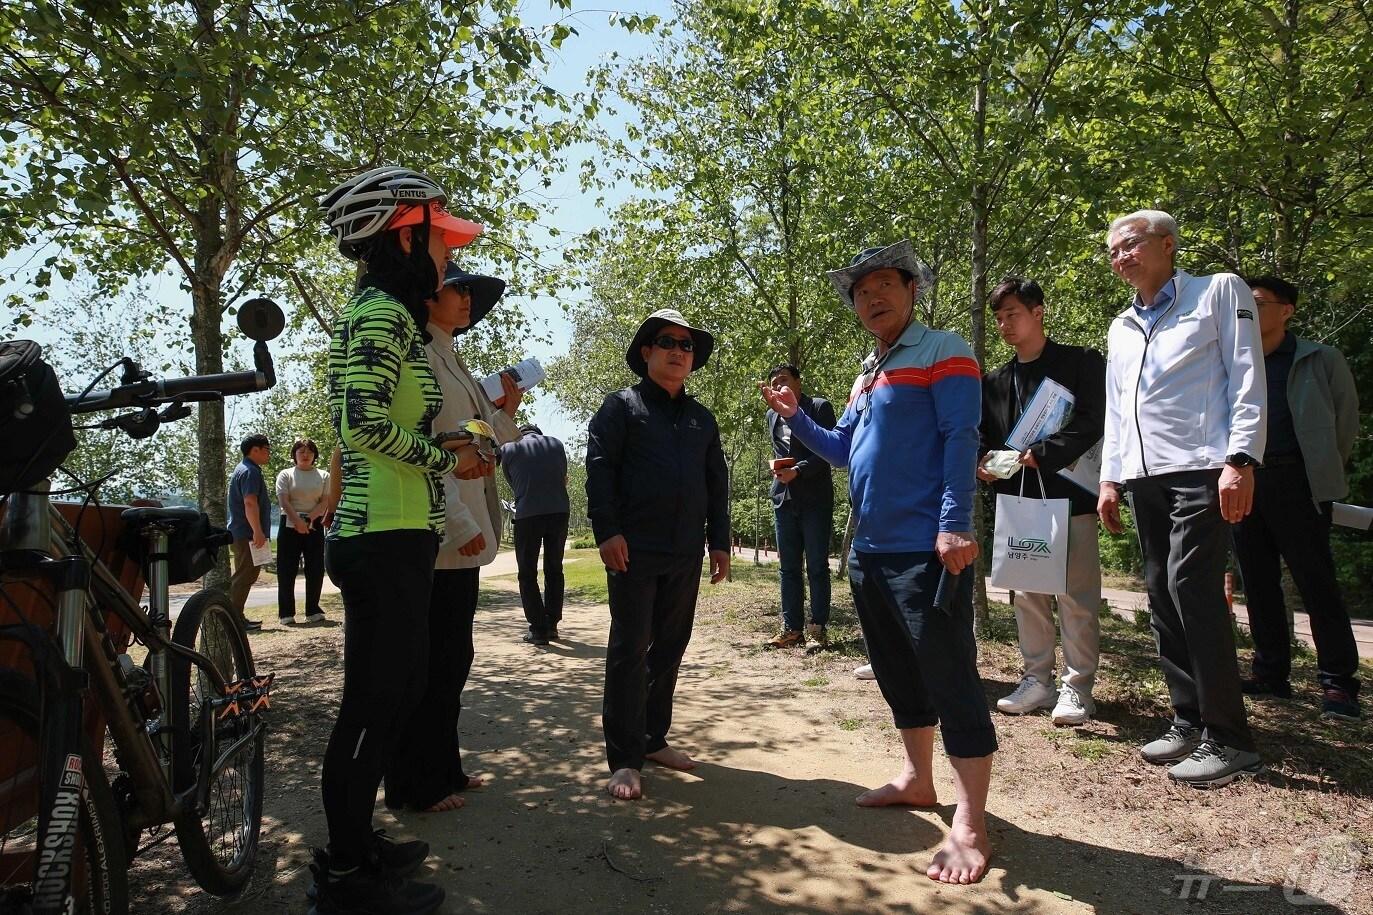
left=586, top=377, right=731, bottom=558
left=979, top=338, right=1105, bottom=516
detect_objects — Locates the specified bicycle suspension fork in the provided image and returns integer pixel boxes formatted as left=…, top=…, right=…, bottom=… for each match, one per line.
left=1, top=481, right=93, bottom=915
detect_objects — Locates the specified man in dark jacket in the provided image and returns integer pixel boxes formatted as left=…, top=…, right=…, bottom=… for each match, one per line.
left=1234, top=275, right=1362, bottom=720
left=764, top=363, right=837, bottom=649
left=978, top=278, right=1105, bottom=726
left=586, top=308, right=731, bottom=801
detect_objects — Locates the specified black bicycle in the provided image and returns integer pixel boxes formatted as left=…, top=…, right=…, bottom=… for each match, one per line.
left=0, top=299, right=286, bottom=913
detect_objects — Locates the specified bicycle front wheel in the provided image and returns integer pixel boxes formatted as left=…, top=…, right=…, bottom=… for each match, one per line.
left=0, top=668, right=128, bottom=914
left=168, top=590, right=265, bottom=896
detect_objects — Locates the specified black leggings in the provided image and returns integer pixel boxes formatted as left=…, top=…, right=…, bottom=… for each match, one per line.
left=321, top=529, right=438, bottom=868
left=386, top=567, right=480, bottom=808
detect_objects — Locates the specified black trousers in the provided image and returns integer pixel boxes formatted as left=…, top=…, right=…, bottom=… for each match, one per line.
left=602, top=552, right=701, bottom=773
left=277, top=517, right=325, bottom=620
left=1128, top=470, right=1254, bottom=751
left=320, top=529, right=438, bottom=868
left=386, top=567, right=480, bottom=808
left=513, top=512, right=569, bottom=636
left=849, top=550, right=998, bottom=758
left=1231, top=461, right=1360, bottom=695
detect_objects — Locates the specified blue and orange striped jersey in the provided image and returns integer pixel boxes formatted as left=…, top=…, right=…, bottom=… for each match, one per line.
left=787, top=321, right=981, bottom=553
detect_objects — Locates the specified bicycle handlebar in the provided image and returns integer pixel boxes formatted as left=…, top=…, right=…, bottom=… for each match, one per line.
left=67, top=357, right=273, bottom=415
left=64, top=297, right=284, bottom=416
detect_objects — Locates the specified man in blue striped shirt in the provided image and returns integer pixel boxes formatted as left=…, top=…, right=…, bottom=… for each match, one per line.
left=760, top=240, right=996, bottom=885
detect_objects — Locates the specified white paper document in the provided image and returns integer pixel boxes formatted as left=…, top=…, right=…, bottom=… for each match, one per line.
left=1004, top=378, right=1102, bottom=495
left=480, top=356, right=545, bottom=404
left=250, top=540, right=274, bottom=567
left=1332, top=502, right=1373, bottom=532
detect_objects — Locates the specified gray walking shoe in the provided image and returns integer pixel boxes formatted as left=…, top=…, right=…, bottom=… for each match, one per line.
left=1167, top=740, right=1262, bottom=787
left=1139, top=724, right=1201, bottom=764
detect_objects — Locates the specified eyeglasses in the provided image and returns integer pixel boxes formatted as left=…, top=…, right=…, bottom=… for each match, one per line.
left=1107, top=232, right=1159, bottom=262
left=653, top=335, right=695, bottom=352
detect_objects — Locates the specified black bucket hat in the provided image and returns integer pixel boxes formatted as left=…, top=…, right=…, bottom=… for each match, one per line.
left=440, top=263, right=506, bottom=334
left=625, top=308, right=715, bottom=377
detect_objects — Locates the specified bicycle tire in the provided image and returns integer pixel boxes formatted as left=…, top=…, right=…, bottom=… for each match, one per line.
left=167, top=590, right=265, bottom=896
left=0, top=668, right=129, bottom=914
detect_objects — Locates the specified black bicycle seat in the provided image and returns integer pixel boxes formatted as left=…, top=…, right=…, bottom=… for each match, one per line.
left=120, top=506, right=202, bottom=528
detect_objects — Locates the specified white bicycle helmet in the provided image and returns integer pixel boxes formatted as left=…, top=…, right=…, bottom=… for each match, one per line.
left=320, top=166, right=481, bottom=259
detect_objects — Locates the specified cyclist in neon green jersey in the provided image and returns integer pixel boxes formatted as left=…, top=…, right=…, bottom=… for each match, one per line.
left=309, top=166, right=489, bottom=915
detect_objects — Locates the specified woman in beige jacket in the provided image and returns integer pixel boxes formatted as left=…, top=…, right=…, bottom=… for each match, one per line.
left=385, top=264, right=524, bottom=813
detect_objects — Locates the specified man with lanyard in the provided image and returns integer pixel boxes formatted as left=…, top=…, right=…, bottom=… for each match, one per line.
left=1233, top=275, right=1361, bottom=720
left=978, top=277, right=1105, bottom=725
left=761, top=241, right=997, bottom=885
left=763, top=363, right=837, bottom=650
left=1099, top=209, right=1266, bottom=787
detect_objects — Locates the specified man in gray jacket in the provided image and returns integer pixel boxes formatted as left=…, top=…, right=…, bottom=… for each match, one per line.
left=1233, top=275, right=1361, bottom=721
left=1099, top=209, right=1266, bottom=787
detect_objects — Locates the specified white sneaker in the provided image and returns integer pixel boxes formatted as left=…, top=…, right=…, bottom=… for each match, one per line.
left=996, top=676, right=1056, bottom=714
left=1050, top=687, right=1095, bottom=726
left=854, top=663, right=876, bottom=681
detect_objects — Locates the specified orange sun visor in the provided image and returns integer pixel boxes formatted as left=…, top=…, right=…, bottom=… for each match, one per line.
left=388, top=200, right=483, bottom=249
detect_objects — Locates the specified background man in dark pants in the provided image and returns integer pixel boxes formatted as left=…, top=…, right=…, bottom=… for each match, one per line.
left=500, top=424, right=570, bottom=645
left=763, top=363, right=836, bottom=649
left=1233, top=275, right=1362, bottom=720
left=226, top=433, right=271, bottom=632
left=586, top=308, right=730, bottom=802
left=1099, top=209, right=1266, bottom=787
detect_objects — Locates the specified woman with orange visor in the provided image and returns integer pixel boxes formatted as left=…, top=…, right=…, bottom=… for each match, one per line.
left=309, top=166, right=489, bottom=915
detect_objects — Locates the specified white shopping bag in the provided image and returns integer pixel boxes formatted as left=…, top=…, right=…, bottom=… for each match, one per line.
left=990, top=469, right=1068, bottom=594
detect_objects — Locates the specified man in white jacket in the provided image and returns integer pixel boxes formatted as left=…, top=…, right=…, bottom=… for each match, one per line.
left=1098, top=209, right=1266, bottom=787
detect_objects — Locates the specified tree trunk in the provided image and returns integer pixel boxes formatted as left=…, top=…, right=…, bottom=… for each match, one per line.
left=969, top=32, right=992, bottom=629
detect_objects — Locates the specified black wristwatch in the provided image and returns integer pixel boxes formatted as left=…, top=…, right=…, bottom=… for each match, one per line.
left=1225, top=452, right=1259, bottom=468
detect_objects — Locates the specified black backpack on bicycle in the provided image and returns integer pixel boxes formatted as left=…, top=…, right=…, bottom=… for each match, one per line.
left=0, top=340, right=76, bottom=493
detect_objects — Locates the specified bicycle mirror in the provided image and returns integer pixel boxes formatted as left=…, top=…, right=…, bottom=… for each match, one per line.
left=237, top=298, right=286, bottom=342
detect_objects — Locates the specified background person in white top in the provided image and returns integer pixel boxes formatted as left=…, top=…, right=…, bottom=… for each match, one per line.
left=275, top=437, right=330, bottom=624
left=1098, top=209, right=1266, bottom=788
left=384, top=263, right=523, bottom=815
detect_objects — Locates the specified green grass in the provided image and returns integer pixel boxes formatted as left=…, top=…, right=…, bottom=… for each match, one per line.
left=837, top=717, right=863, bottom=731
left=802, top=675, right=829, bottom=688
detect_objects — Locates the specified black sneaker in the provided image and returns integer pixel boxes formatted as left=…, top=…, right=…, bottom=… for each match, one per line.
left=307, top=849, right=443, bottom=915
left=1321, top=688, right=1362, bottom=721
left=548, top=626, right=560, bottom=641
left=1240, top=676, right=1291, bottom=699
left=523, top=631, right=549, bottom=646
left=372, top=830, right=427, bottom=878
left=242, top=618, right=263, bottom=632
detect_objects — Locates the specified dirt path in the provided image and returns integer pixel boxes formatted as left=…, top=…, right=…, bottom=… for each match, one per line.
left=129, top=557, right=1368, bottom=914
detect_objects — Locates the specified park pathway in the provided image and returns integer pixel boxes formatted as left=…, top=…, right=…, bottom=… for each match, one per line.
left=128, top=554, right=1354, bottom=914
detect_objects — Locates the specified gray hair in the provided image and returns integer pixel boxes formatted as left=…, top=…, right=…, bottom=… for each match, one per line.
left=1107, top=209, right=1178, bottom=246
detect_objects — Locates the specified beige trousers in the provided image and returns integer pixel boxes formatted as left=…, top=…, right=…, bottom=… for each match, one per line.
left=1013, top=512, right=1102, bottom=696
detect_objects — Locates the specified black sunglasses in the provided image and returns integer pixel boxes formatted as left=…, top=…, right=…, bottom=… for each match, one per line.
left=653, top=335, right=695, bottom=352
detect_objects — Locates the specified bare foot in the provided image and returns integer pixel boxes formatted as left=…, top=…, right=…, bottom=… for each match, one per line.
left=607, top=768, right=641, bottom=800
left=460, top=775, right=486, bottom=790
left=926, top=822, right=992, bottom=884
left=644, top=746, right=697, bottom=771
left=421, top=793, right=465, bottom=813
left=855, top=773, right=937, bottom=808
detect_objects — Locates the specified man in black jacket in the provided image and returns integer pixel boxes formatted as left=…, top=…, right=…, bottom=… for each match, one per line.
left=764, top=363, right=837, bottom=649
left=586, top=308, right=731, bottom=801
left=978, top=277, right=1105, bottom=726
